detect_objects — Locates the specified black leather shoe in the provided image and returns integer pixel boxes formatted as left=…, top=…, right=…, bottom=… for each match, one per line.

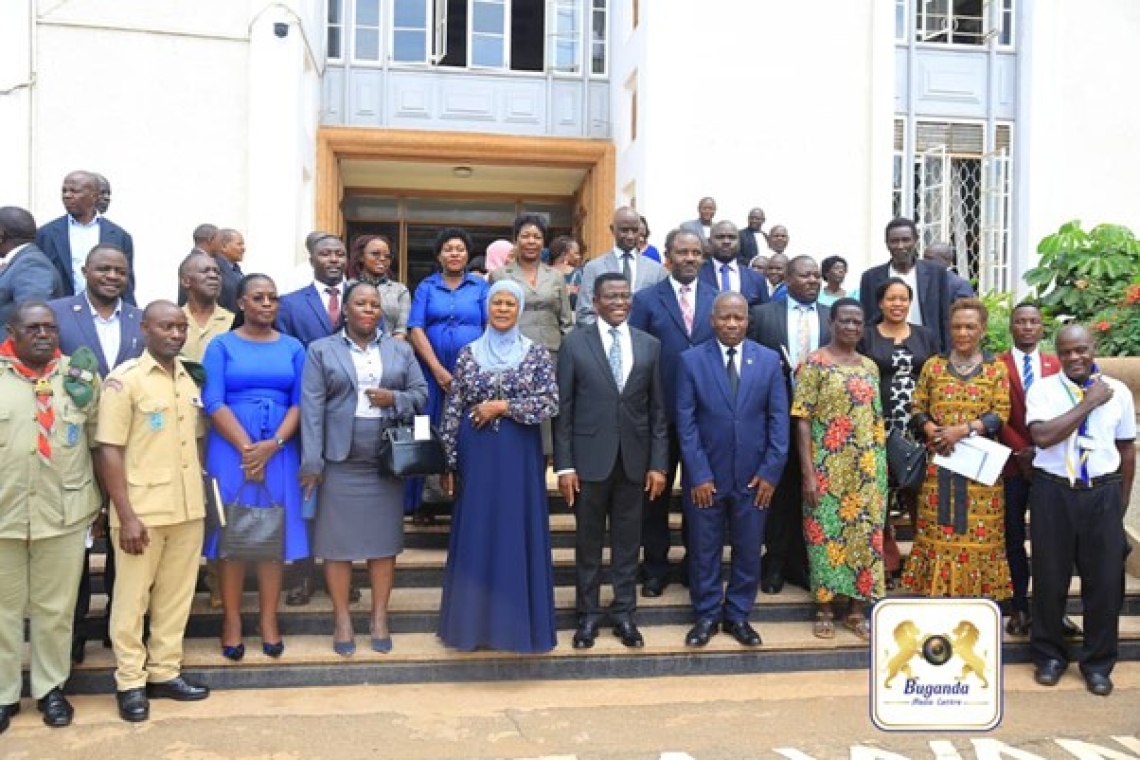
left=685, top=619, right=719, bottom=647
left=146, top=676, right=210, bottom=702
left=285, top=577, right=314, bottom=607
left=36, top=688, right=73, bottom=728
left=641, top=577, right=668, bottom=598
left=116, top=688, right=149, bottom=723
left=1062, top=616, right=1083, bottom=639
left=572, top=621, right=599, bottom=650
left=760, top=571, right=784, bottom=595
left=1005, top=611, right=1031, bottom=637
left=70, top=636, right=86, bottom=665
left=723, top=620, right=762, bottom=646
left=1034, top=660, right=1066, bottom=687
left=613, top=621, right=645, bottom=648
left=0, top=702, right=20, bottom=734
left=1084, top=672, right=1113, bottom=697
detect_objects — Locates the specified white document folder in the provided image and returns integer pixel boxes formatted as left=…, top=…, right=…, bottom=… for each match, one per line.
left=932, top=436, right=1012, bottom=487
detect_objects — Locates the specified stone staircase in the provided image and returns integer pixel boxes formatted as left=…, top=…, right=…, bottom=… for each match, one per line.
left=59, top=497, right=1140, bottom=694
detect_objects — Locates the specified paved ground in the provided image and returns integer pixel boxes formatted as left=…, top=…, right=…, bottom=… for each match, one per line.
left=3, top=664, right=1138, bottom=760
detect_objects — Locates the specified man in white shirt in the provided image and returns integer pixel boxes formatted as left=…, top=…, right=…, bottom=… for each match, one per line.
left=1026, top=324, right=1136, bottom=697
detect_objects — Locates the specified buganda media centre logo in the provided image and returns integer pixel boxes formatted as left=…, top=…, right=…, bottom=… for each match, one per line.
left=871, top=598, right=1003, bottom=731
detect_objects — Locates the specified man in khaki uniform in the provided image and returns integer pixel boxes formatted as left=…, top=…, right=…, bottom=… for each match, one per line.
left=96, top=300, right=209, bottom=723
left=179, top=250, right=234, bottom=363
left=0, top=303, right=101, bottom=733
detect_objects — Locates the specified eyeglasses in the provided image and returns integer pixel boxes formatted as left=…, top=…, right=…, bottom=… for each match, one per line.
left=246, top=294, right=279, bottom=303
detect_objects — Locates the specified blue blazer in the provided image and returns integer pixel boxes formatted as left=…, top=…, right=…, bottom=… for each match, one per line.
left=675, top=339, right=789, bottom=492
left=629, top=277, right=717, bottom=424
left=276, top=284, right=336, bottom=348
left=36, top=216, right=136, bottom=305
left=0, top=243, right=63, bottom=341
left=48, top=294, right=144, bottom=378
left=697, top=260, right=769, bottom=307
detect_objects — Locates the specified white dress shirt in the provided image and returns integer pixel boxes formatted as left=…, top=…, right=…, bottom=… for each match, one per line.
left=786, top=298, right=820, bottom=367
left=313, top=279, right=346, bottom=315
left=68, top=215, right=102, bottom=294
left=344, top=332, right=385, bottom=418
left=609, top=248, right=639, bottom=287
left=87, top=293, right=122, bottom=368
left=718, top=341, right=741, bottom=376
left=1009, top=346, right=1042, bottom=391
left=1026, top=373, right=1137, bottom=479
left=888, top=264, right=922, bottom=326
left=598, top=319, right=633, bottom=388
left=713, top=260, right=741, bottom=293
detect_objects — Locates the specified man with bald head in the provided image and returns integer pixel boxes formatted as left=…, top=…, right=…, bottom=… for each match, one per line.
left=0, top=207, right=63, bottom=339
left=1026, top=324, right=1135, bottom=697
left=923, top=241, right=975, bottom=302
left=680, top=197, right=717, bottom=249
left=698, top=221, right=769, bottom=307
left=37, top=170, right=135, bottom=304
left=576, top=207, right=667, bottom=325
left=212, top=228, right=245, bottom=312
left=767, top=225, right=790, bottom=255
left=738, top=207, right=767, bottom=265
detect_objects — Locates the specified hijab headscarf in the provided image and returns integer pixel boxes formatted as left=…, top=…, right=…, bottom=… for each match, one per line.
left=470, top=280, right=531, bottom=372
left=485, top=239, right=513, bottom=273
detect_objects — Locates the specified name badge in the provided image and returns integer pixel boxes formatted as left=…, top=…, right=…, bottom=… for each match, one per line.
left=149, top=412, right=165, bottom=431
left=66, top=423, right=81, bottom=447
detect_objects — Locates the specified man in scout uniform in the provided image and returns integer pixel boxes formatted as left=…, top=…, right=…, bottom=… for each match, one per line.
left=96, top=300, right=209, bottom=723
left=0, top=302, right=100, bottom=732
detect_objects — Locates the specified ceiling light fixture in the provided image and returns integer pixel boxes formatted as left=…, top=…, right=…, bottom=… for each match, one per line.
left=453, top=166, right=474, bottom=179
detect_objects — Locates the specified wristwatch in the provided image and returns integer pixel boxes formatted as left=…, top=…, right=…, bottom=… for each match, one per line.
left=275, top=437, right=286, bottom=449
left=967, top=426, right=979, bottom=438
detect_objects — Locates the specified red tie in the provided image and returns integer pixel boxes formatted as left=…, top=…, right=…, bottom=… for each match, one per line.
left=326, top=286, right=340, bottom=325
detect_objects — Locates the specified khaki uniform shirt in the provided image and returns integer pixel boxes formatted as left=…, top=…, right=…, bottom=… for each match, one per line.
left=96, top=352, right=206, bottom=527
left=0, top=355, right=101, bottom=539
left=181, top=304, right=235, bottom=363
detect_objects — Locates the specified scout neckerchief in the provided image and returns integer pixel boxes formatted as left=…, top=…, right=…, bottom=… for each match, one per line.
left=1059, top=363, right=1101, bottom=486
left=0, top=338, right=62, bottom=464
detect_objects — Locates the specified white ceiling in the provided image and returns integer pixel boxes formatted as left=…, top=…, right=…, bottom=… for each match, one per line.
left=340, top=159, right=586, bottom=197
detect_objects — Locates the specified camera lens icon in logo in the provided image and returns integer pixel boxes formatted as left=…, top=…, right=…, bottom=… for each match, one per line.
left=922, top=634, right=954, bottom=666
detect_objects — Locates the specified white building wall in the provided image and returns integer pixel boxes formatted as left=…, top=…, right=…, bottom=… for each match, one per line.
left=0, top=2, right=34, bottom=207
left=619, top=0, right=896, bottom=277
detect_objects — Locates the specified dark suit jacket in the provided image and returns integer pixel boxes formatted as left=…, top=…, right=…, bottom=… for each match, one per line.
left=36, top=215, right=136, bottom=305
left=629, top=278, right=717, bottom=425
left=747, top=299, right=832, bottom=388
left=276, top=283, right=336, bottom=347
left=998, top=349, right=1061, bottom=476
left=858, top=260, right=950, bottom=351
left=215, top=253, right=243, bottom=313
left=300, top=333, right=427, bottom=475
left=738, top=228, right=766, bottom=263
left=948, top=270, right=975, bottom=302
left=698, top=259, right=769, bottom=307
left=0, top=243, right=63, bottom=340
left=676, top=339, right=789, bottom=492
left=48, top=294, right=144, bottom=377
left=554, top=323, right=668, bottom=482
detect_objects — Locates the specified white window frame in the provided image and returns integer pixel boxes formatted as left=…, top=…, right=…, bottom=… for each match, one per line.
left=327, top=0, right=345, bottom=61
left=915, top=0, right=1015, bottom=49
left=589, top=0, right=607, bottom=78
left=353, top=0, right=384, bottom=63
left=390, top=0, right=432, bottom=64
left=469, top=0, right=511, bottom=69
left=895, top=0, right=907, bottom=42
left=548, top=0, right=582, bottom=75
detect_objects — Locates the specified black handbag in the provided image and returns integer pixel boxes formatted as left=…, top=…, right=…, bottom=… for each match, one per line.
left=378, top=422, right=447, bottom=478
left=219, top=482, right=285, bottom=561
left=887, top=429, right=928, bottom=493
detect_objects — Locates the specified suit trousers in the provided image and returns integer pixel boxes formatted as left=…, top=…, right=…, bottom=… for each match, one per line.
left=761, top=440, right=808, bottom=586
left=110, top=519, right=204, bottom=690
left=575, top=460, right=644, bottom=625
left=1003, top=474, right=1031, bottom=613
left=641, top=426, right=686, bottom=583
left=74, top=544, right=116, bottom=642
left=685, top=487, right=766, bottom=623
left=1029, top=475, right=1124, bottom=676
left=0, top=528, right=87, bottom=702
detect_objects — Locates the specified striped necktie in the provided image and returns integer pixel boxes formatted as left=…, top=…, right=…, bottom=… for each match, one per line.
left=679, top=284, right=694, bottom=335
left=1022, top=353, right=1034, bottom=391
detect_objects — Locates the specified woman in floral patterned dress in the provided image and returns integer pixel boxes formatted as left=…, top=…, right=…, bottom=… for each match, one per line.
left=792, top=299, right=887, bottom=641
left=902, top=298, right=1012, bottom=601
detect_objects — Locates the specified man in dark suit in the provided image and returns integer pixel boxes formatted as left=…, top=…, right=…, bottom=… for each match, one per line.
left=738, top=207, right=767, bottom=265
left=276, top=232, right=349, bottom=605
left=48, top=244, right=144, bottom=664
left=679, top=197, right=717, bottom=251
left=747, top=255, right=830, bottom=594
left=676, top=292, right=788, bottom=647
left=923, top=241, right=976, bottom=302
left=629, top=229, right=717, bottom=596
left=213, top=228, right=246, bottom=313
left=556, top=273, right=668, bottom=650
left=859, top=218, right=951, bottom=350
left=36, top=171, right=135, bottom=305
left=698, top=221, right=769, bottom=307
left=0, top=207, right=63, bottom=340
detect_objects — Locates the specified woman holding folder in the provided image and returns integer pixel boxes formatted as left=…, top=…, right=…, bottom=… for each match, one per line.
left=901, top=298, right=1013, bottom=600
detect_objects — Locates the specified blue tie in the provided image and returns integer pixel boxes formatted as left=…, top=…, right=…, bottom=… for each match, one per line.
left=608, top=327, right=624, bottom=391
left=720, top=263, right=732, bottom=292
left=1022, top=353, right=1034, bottom=391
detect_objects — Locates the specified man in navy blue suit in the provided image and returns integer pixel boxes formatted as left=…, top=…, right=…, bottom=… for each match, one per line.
left=36, top=171, right=135, bottom=305
left=698, top=221, right=768, bottom=307
left=629, top=229, right=717, bottom=596
left=675, top=292, right=789, bottom=647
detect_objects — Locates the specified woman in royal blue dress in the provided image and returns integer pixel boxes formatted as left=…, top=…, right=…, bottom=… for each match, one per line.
left=202, top=274, right=307, bottom=661
left=438, top=280, right=559, bottom=653
left=406, top=227, right=488, bottom=519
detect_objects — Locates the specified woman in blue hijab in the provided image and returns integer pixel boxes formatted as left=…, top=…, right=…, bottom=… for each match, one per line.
left=437, top=279, right=560, bottom=653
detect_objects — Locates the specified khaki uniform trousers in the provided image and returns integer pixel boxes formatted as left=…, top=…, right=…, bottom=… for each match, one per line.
left=110, top=519, right=203, bottom=691
left=0, top=527, right=87, bottom=702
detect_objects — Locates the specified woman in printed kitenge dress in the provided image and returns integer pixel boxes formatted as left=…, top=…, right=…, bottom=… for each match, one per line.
left=792, top=299, right=887, bottom=641
left=902, top=298, right=1012, bottom=601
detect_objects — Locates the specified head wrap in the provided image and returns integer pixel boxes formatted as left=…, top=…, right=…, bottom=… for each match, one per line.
left=485, top=239, right=513, bottom=272
left=469, top=280, right=531, bottom=372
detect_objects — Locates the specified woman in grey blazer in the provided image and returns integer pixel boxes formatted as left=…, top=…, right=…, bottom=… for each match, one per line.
left=300, top=282, right=428, bottom=656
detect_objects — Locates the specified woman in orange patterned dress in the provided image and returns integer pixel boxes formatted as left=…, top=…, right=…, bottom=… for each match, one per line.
left=902, top=298, right=1013, bottom=600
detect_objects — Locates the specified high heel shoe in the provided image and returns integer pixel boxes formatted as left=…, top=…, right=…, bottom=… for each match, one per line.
left=333, top=638, right=356, bottom=656
left=262, top=641, right=285, bottom=658
left=371, top=636, right=393, bottom=654
left=221, top=643, right=245, bottom=662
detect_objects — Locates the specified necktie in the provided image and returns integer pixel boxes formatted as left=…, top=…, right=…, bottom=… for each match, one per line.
left=679, top=284, right=694, bottom=335
left=726, top=346, right=739, bottom=396
left=796, top=304, right=812, bottom=367
left=326, top=286, right=340, bottom=325
left=1022, top=353, right=1034, bottom=391
left=1063, top=370, right=1099, bottom=486
left=720, top=264, right=732, bottom=292
left=621, top=253, right=632, bottom=282
left=608, top=327, right=624, bottom=391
